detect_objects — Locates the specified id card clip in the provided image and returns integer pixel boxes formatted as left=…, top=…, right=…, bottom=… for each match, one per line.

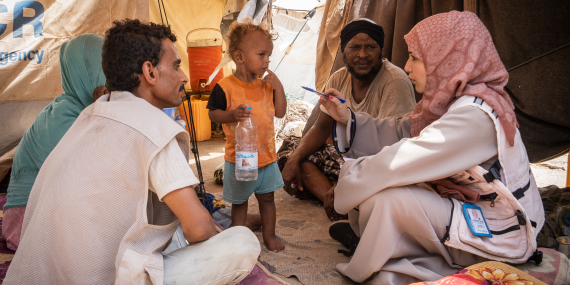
left=462, top=203, right=492, bottom=238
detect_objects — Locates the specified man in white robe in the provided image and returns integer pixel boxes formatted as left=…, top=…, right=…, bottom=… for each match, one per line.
left=5, top=20, right=260, bottom=284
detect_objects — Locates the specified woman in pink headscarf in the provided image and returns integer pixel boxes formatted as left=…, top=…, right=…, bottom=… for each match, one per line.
left=320, top=11, right=544, bottom=284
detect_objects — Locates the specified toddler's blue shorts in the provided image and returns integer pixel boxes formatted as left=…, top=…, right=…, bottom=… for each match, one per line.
left=223, top=161, right=284, bottom=204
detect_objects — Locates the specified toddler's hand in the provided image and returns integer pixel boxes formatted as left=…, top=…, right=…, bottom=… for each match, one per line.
left=232, top=104, right=252, bottom=121
left=262, top=70, right=283, bottom=90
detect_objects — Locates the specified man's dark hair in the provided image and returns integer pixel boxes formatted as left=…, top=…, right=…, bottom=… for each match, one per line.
left=102, top=19, right=177, bottom=92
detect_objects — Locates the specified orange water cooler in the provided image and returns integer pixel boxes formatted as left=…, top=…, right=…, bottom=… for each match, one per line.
left=187, top=28, right=224, bottom=92
left=181, top=28, right=224, bottom=141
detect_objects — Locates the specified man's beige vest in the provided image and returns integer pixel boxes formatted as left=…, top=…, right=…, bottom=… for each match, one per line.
left=5, top=92, right=190, bottom=284
left=442, top=95, right=545, bottom=263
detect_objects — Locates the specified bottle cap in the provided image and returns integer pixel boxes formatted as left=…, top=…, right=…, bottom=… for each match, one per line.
left=175, top=115, right=181, bottom=119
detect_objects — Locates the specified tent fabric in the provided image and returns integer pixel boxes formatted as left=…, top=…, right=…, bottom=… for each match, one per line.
left=207, top=0, right=272, bottom=87
left=272, top=0, right=323, bottom=11
left=223, top=0, right=250, bottom=16
left=310, top=0, right=462, bottom=132
left=269, top=8, right=324, bottom=104
left=314, top=0, right=569, bottom=162
left=5, top=34, right=106, bottom=212
left=0, top=147, right=16, bottom=182
left=237, top=0, right=270, bottom=25
left=315, top=0, right=463, bottom=98
left=478, top=0, right=570, bottom=163
left=0, top=0, right=148, bottom=157
left=0, top=101, right=52, bottom=156
left=0, top=0, right=148, bottom=104
left=149, top=0, right=225, bottom=91
left=314, top=0, right=354, bottom=91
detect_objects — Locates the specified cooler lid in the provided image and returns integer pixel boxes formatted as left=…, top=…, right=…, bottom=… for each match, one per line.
left=187, top=28, right=223, bottom=47
left=187, top=38, right=222, bottom=47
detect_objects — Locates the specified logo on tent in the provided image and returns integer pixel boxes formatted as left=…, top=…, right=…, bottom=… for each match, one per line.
left=0, top=1, right=45, bottom=38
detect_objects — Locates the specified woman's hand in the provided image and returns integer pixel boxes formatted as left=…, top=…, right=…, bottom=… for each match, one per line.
left=319, top=89, right=350, bottom=125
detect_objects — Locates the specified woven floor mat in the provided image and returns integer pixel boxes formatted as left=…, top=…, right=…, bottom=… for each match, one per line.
left=250, top=189, right=356, bottom=285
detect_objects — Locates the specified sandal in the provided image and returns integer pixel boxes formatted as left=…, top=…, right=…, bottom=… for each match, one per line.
left=329, top=222, right=360, bottom=257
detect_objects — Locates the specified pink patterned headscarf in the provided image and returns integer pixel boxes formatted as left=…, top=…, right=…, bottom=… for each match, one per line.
left=405, top=11, right=518, bottom=146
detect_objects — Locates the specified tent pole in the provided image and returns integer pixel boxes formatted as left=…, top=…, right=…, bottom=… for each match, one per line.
left=182, top=91, right=213, bottom=215
left=566, top=152, right=570, bottom=187
left=274, top=8, right=317, bottom=72
left=464, top=0, right=478, bottom=15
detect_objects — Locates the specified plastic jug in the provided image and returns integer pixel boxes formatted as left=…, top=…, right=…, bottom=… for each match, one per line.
left=235, top=105, right=258, bottom=181
left=179, top=95, right=211, bottom=141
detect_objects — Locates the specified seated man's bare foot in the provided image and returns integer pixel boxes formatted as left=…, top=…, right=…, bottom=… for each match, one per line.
left=245, top=213, right=262, bottom=231
left=263, top=234, right=285, bottom=253
left=294, top=188, right=316, bottom=200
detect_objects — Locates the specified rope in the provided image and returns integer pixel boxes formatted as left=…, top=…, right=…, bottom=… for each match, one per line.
left=157, top=0, right=169, bottom=26
left=508, top=42, right=570, bottom=72
left=285, top=92, right=303, bottom=101
left=160, top=0, right=169, bottom=26
left=157, top=0, right=164, bottom=25
left=182, top=92, right=213, bottom=215
left=274, top=8, right=317, bottom=72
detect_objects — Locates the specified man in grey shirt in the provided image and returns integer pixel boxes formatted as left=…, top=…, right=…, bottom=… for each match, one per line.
left=278, top=19, right=416, bottom=220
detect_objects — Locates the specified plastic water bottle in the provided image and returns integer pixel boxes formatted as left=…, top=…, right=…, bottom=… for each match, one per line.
left=175, top=115, right=186, bottom=129
left=235, top=105, right=258, bottom=181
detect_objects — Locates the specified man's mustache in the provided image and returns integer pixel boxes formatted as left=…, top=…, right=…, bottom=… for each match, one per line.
left=353, top=59, right=372, bottom=65
left=179, top=84, right=185, bottom=92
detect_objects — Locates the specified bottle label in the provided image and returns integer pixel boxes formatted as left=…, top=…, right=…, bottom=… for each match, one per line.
left=236, top=151, right=258, bottom=170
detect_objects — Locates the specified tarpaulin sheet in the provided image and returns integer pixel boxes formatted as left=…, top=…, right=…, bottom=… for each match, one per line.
left=314, top=0, right=353, bottom=91
left=149, top=0, right=225, bottom=91
left=317, top=0, right=462, bottom=100
left=0, top=0, right=149, bottom=104
left=479, top=0, right=570, bottom=162
left=269, top=8, right=324, bottom=105
left=0, top=0, right=148, bottom=155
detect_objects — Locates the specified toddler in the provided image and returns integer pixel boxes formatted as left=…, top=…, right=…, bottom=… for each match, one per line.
left=207, top=20, right=286, bottom=252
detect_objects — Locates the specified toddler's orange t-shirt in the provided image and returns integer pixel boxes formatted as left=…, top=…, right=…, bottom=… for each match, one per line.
left=206, top=75, right=277, bottom=167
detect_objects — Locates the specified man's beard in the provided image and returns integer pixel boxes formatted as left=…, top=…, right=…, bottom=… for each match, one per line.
left=343, top=54, right=382, bottom=81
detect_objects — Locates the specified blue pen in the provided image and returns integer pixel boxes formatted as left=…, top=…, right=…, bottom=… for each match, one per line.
left=301, top=86, right=346, bottom=103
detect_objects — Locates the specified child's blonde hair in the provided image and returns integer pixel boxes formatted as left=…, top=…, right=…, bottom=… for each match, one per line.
left=226, top=19, right=277, bottom=61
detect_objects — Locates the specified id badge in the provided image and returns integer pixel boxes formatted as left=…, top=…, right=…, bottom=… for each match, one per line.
left=462, top=204, right=493, bottom=237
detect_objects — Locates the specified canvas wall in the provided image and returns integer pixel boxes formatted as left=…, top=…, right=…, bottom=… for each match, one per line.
left=0, top=0, right=149, bottom=155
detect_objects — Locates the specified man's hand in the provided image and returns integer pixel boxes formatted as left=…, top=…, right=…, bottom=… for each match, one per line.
left=92, top=86, right=109, bottom=102
left=262, top=70, right=283, bottom=91
left=231, top=104, right=252, bottom=121
left=323, top=182, right=347, bottom=221
left=281, top=156, right=305, bottom=197
left=319, top=89, right=350, bottom=125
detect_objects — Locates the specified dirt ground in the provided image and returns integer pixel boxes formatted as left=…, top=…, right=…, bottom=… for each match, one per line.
left=530, top=155, right=568, bottom=188
left=191, top=137, right=568, bottom=284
